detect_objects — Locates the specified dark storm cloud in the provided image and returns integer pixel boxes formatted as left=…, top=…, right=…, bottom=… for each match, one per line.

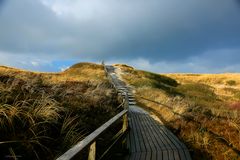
left=0, top=0, right=240, bottom=72
left=0, top=0, right=67, bottom=54
left=103, top=0, right=240, bottom=61
left=0, top=0, right=5, bottom=11
left=235, top=0, right=240, bottom=6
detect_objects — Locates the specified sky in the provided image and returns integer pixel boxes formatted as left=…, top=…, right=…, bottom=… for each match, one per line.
left=0, top=0, right=240, bottom=73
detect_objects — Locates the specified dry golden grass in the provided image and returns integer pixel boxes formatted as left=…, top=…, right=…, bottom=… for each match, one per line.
left=0, top=63, right=121, bottom=159
left=166, top=73, right=240, bottom=101
left=116, top=64, right=240, bottom=160
left=165, top=73, right=240, bottom=85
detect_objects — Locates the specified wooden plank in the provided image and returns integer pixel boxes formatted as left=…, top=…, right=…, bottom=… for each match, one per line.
left=163, top=150, right=169, bottom=160
left=145, top=152, right=151, bottom=160
left=173, top=150, right=180, bottom=160
left=134, top=114, right=152, bottom=152
left=168, top=150, right=175, bottom=160
left=151, top=152, right=157, bottom=160
left=134, top=152, right=141, bottom=160
left=178, top=149, right=187, bottom=160
left=139, top=114, right=157, bottom=152
left=139, top=152, right=147, bottom=160
left=152, top=122, right=176, bottom=150
left=57, top=109, right=128, bottom=160
left=156, top=151, right=163, bottom=160
left=141, top=115, right=163, bottom=151
left=144, top=116, right=169, bottom=150
left=128, top=116, right=136, bottom=153
left=140, top=115, right=158, bottom=153
left=160, top=127, right=181, bottom=150
left=148, top=116, right=191, bottom=159
left=166, top=130, right=188, bottom=149
left=183, top=149, right=192, bottom=160
left=134, top=114, right=149, bottom=152
left=131, top=113, right=146, bottom=152
left=129, top=112, right=141, bottom=152
left=159, top=126, right=186, bottom=150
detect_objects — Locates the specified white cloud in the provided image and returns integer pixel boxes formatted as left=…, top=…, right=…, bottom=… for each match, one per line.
left=0, top=50, right=55, bottom=71
left=31, top=61, right=39, bottom=67
left=106, top=48, right=240, bottom=73
left=59, top=65, right=69, bottom=72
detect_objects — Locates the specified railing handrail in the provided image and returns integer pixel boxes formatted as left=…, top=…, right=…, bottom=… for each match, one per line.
left=56, top=109, right=128, bottom=160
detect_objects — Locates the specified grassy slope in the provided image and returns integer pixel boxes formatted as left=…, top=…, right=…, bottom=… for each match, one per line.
left=0, top=63, right=121, bottom=159
left=117, top=64, right=240, bottom=160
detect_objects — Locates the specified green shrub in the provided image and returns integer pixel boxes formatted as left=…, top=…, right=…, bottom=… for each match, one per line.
left=176, top=83, right=217, bottom=107
left=140, top=70, right=179, bottom=87
left=127, top=70, right=180, bottom=95
left=234, top=92, right=240, bottom=100
left=226, top=80, right=236, bottom=86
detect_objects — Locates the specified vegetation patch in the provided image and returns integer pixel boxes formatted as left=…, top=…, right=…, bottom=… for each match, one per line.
left=118, top=65, right=240, bottom=160
left=226, top=80, right=237, bottom=86
left=0, top=63, right=121, bottom=159
left=120, top=67, right=179, bottom=95
left=228, top=102, right=240, bottom=110
left=176, top=83, right=218, bottom=108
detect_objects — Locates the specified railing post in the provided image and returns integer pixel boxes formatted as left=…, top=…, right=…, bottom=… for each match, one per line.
left=122, top=113, right=128, bottom=150
left=88, top=141, right=96, bottom=160
left=122, top=93, right=129, bottom=132
left=124, top=94, right=129, bottom=110
left=122, top=94, right=129, bottom=150
left=122, top=114, right=128, bottom=132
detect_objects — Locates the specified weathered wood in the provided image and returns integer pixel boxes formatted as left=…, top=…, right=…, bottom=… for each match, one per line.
left=173, top=150, right=181, bottom=160
left=124, top=96, right=129, bottom=109
left=125, top=105, right=192, bottom=160
left=129, top=102, right=136, bottom=105
left=56, top=109, right=127, bottom=160
left=184, top=149, right=192, bottom=160
left=122, top=114, right=128, bottom=132
left=88, top=141, right=96, bottom=160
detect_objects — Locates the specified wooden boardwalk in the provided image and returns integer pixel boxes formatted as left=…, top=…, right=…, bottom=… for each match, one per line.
left=106, top=66, right=191, bottom=160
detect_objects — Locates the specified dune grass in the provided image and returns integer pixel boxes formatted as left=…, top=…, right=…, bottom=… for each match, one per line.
left=117, top=64, right=240, bottom=160
left=0, top=63, right=121, bottom=159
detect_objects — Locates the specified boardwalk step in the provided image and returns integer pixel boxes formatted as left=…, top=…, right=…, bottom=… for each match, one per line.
left=128, top=99, right=135, bottom=102
left=117, top=87, right=128, bottom=89
left=118, top=91, right=128, bottom=93
left=118, top=88, right=128, bottom=91
left=129, top=102, right=136, bottom=105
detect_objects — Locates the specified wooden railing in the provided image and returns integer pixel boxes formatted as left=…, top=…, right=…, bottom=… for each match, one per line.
left=56, top=62, right=129, bottom=160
